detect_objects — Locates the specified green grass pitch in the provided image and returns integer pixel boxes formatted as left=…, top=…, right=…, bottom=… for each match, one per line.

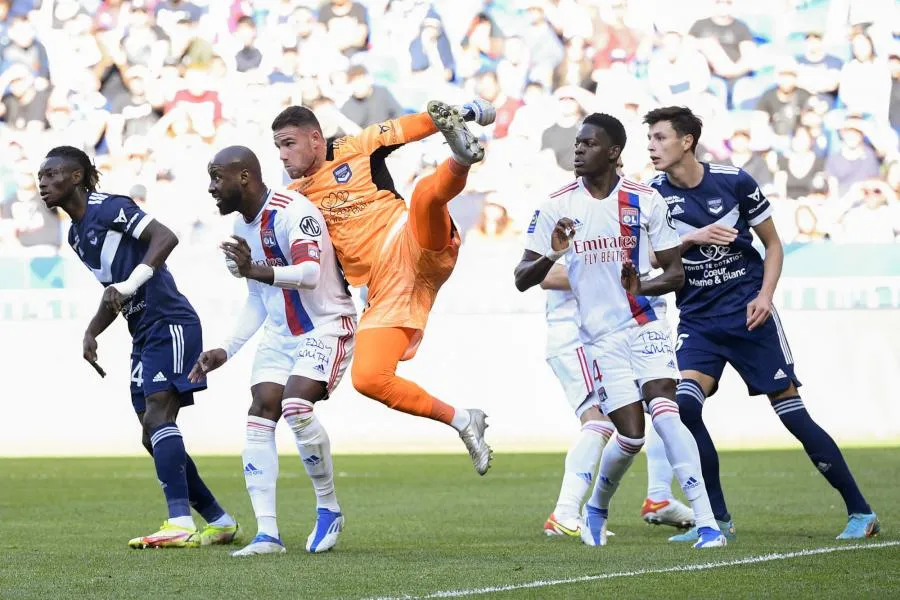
left=2, top=449, right=898, bottom=599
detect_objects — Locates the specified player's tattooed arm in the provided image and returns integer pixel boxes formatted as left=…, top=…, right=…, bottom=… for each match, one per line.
left=621, top=246, right=684, bottom=296
left=539, top=263, right=571, bottom=291
left=514, top=218, right=575, bottom=292
left=746, top=217, right=783, bottom=331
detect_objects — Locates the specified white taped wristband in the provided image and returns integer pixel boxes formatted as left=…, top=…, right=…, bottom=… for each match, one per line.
left=111, top=263, right=154, bottom=296
left=545, top=247, right=569, bottom=262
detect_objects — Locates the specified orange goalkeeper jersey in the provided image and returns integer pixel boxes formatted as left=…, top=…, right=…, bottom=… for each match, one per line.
left=288, top=114, right=436, bottom=287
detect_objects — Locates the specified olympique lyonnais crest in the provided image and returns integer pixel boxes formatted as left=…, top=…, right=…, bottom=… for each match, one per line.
left=620, top=207, right=639, bottom=227
left=261, top=229, right=277, bottom=248
left=707, top=198, right=724, bottom=215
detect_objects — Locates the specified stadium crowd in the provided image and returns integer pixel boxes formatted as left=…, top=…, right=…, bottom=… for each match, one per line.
left=1, top=0, right=899, bottom=259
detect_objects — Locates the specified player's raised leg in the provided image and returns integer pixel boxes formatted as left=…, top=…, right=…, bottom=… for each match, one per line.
left=129, top=390, right=200, bottom=549
left=232, top=382, right=286, bottom=557
left=642, top=424, right=694, bottom=529
left=352, top=327, right=492, bottom=474
left=768, top=385, right=879, bottom=539
left=282, top=380, right=343, bottom=553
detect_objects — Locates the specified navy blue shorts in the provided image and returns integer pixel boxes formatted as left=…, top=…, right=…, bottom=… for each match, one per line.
left=676, top=309, right=801, bottom=397
left=129, top=321, right=206, bottom=413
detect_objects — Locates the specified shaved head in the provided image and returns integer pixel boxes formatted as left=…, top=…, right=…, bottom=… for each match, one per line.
left=208, top=146, right=267, bottom=218
left=211, top=145, right=262, bottom=181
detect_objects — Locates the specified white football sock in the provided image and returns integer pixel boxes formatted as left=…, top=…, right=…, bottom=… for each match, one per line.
left=554, top=420, right=615, bottom=519
left=586, top=433, right=645, bottom=512
left=283, top=398, right=340, bottom=512
left=645, top=423, right=675, bottom=500
left=169, top=516, right=195, bottom=529
left=243, top=416, right=279, bottom=538
left=648, top=397, right=717, bottom=530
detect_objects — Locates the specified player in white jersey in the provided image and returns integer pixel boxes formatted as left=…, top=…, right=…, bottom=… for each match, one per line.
left=189, top=146, right=356, bottom=556
left=540, top=262, right=694, bottom=537
left=515, top=113, right=725, bottom=549
left=540, top=163, right=694, bottom=537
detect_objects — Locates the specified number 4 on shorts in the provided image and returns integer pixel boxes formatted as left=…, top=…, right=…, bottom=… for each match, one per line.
left=131, top=361, right=143, bottom=387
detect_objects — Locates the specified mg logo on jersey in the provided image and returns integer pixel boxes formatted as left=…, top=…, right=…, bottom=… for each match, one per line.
left=620, top=207, right=639, bottom=227
left=332, top=163, right=352, bottom=184
left=261, top=228, right=277, bottom=248
left=706, top=198, right=724, bottom=215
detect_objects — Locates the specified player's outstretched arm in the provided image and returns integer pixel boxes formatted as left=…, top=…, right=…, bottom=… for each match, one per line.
left=354, top=113, right=439, bottom=155
left=515, top=217, right=575, bottom=292
left=622, top=246, right=684, bottom=297
left=746, top=217, right=783, bottom=331
left=539, top=263, right=571, bottom=291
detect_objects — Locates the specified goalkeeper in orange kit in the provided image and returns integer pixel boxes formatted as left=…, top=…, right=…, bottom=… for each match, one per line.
left=272, top=99, right=496, bottom=474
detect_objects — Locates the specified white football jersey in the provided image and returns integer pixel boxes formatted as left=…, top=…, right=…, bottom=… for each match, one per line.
left=545, top=288, right=579, bottom=358
left=526, top=177, right=680, bottom=344
left=233, top=188, right=356, bottom=336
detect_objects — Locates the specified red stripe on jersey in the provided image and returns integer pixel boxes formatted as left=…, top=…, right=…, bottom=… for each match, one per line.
left=621, top=179, right=654, bottom=195
left=290, top=240, right=320, bottom=265
left=550, top=181, right=579, bottom=198
left=269, top=199, right=290, bottom=208
left=272, top=192, right=294, bottom=205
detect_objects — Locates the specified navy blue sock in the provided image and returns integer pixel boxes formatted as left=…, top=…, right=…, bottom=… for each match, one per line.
left=149, top=423, right=191, bottom=519
left=677, top=380, right=731, bottom=522
left=184, top=454, right=226, bottom=523
left=772, top=397, right=871, bottom=515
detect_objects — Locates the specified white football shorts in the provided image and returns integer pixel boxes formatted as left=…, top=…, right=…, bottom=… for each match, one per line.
left=251, top=315, right=356, bottom=396
left=582, top=319, right=681, bottom=415
left=546, top=345, right=602, bottom=418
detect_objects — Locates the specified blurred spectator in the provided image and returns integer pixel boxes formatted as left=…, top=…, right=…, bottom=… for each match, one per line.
left=268, top=46, right=298, bottom=84
left=776, top=125, right=826, bottom=200
left=589, top=0, right=647, bottom=70
left=10, top=165, right=60, bottom=256
left=726, top=125, right=775, bottom=187
left=461, top=12, right=503, bottom=75
left=0, top=64, right=50, bottom=132
left=795, top=31, right=843, bottom=99
left=495, top=35, right=529, bottom=98
left=799, top=95, right=832, bottom=156
left=519, top=2, right=564, bottom=88
left=552, top=36, right=593, bottom=92
left=319, top=0, right=370, bottom=58
left=155, top=0, right=206, bottom=33
left=540, top=86, right=589, bottom=172
left=838, top=31, right=891, bottom=124
left=889, top=50, right=900, bottom=133
left=474, top=70, right=522, bottom=139
left=826, top=116, right=882, bottom=195
left=2, top=14, right=51, bottom=88
left=119, top=5, right=170, bottom=72
left=647, top=30, right=711, bottom=106
left=836, top=179, right=900, bottom=243
left=464, top=192, right=520, bottom=245
left=341, top=65, right=404, bottom=127
left=234, top=15, right=263, bottom=73
left=688, top=0, right=757, bottom=107
left=409, top=11, right=456, bottom=83
left=755, top=59, right=811, bottom=142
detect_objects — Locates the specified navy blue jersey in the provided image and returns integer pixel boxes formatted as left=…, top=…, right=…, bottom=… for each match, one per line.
left=68, top=192, right=199, bottom=342
left=649, top=163, right=773, bottom=320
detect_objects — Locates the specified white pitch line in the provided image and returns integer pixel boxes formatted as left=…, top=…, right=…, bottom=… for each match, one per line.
left=367, top=540, right=900, bottom=600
